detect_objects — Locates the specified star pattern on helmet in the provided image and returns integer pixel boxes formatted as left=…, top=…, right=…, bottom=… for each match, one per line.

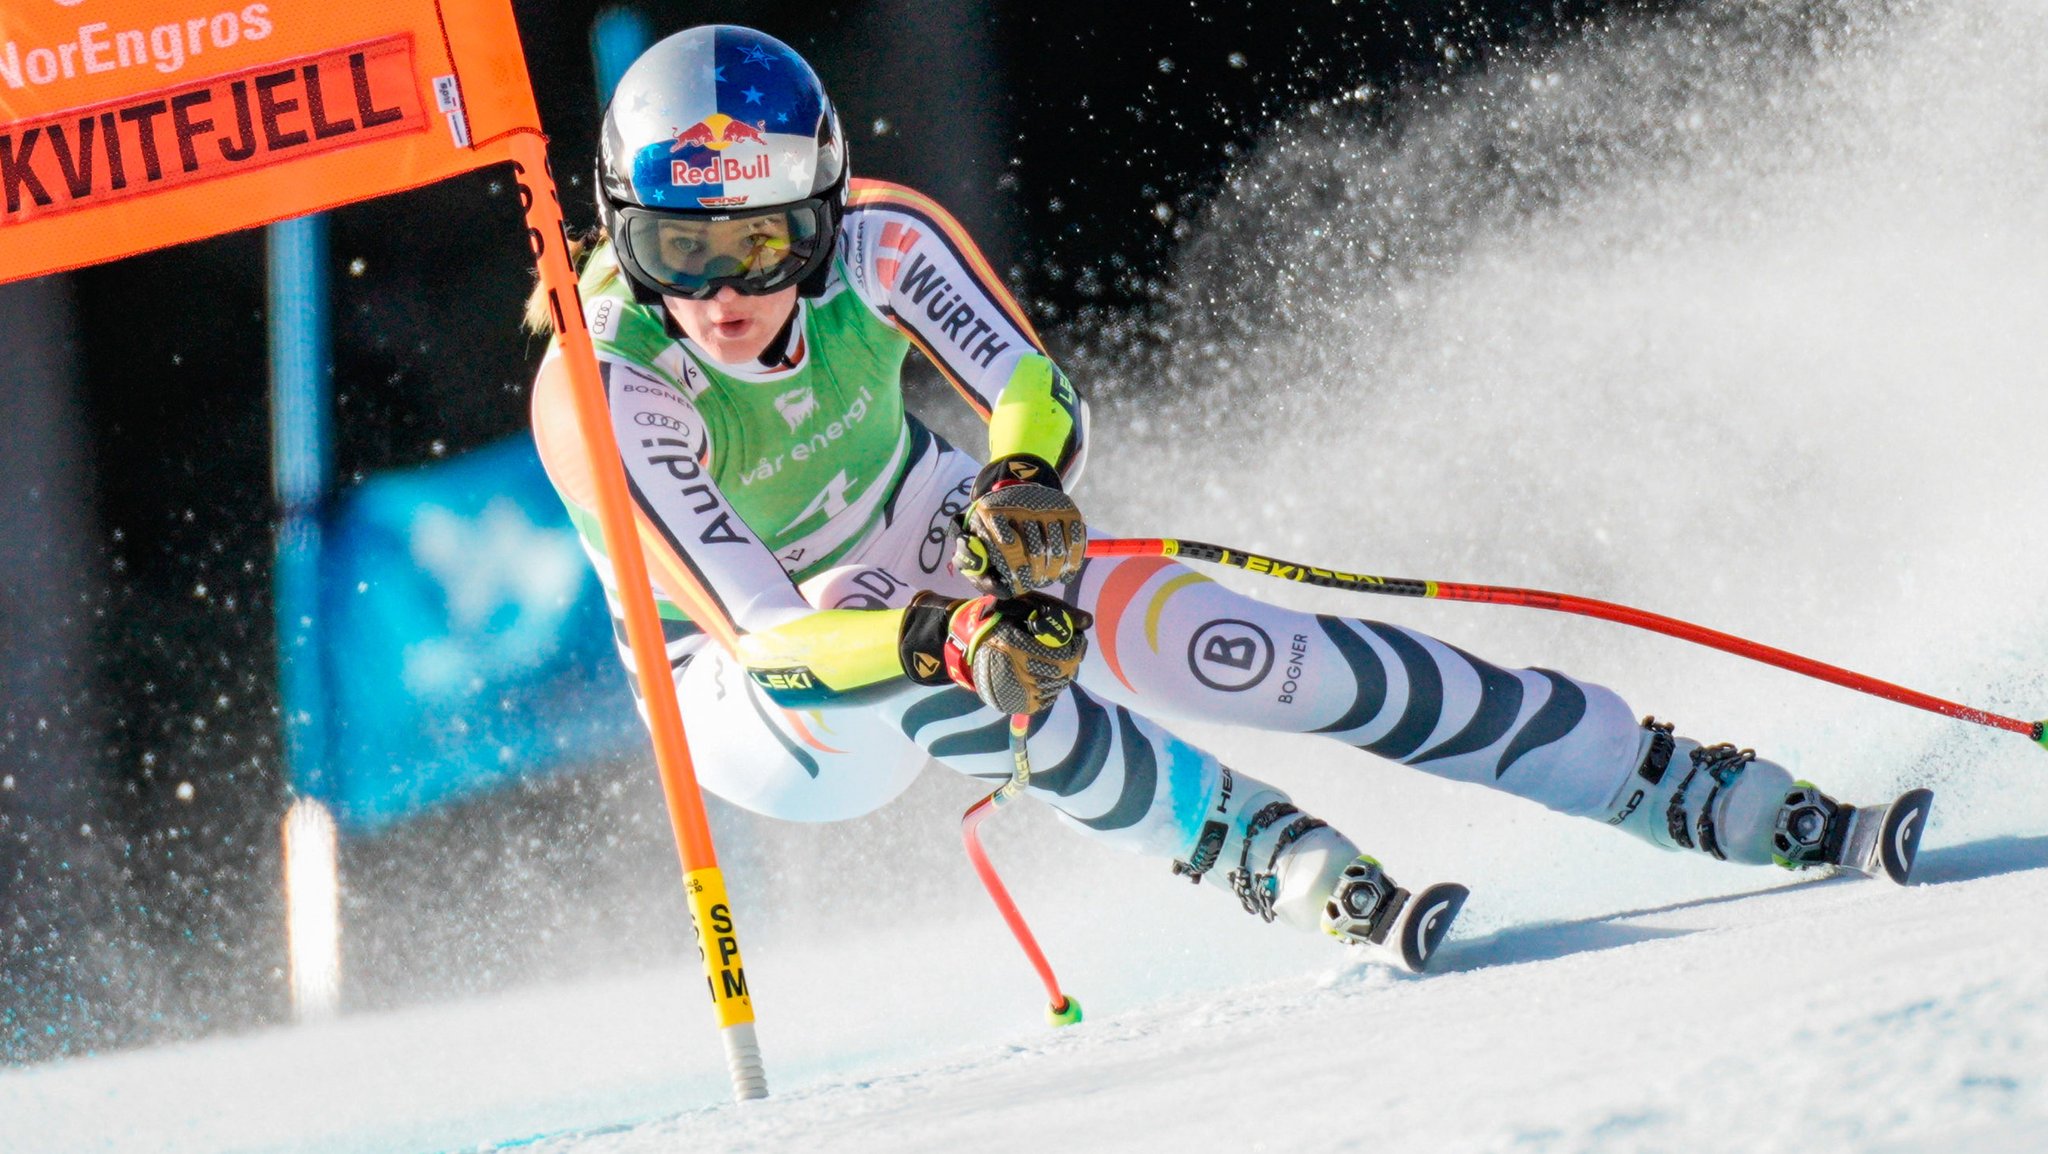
left=740, top=44, right=775, bottom=68
left=742, top=86, right=765, bottom=104
left=714, top=65, right=727, bottom=82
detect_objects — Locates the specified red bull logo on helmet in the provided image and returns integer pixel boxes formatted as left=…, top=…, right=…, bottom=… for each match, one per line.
left=721, top=121, right=768, bottom=146
left=670, top=114, right=768, bottom=153
left=669, top=113, right=774, bottom=193
left=672, top=154, right=773, bottom=187
left=670, top=122, right=717, bottom=150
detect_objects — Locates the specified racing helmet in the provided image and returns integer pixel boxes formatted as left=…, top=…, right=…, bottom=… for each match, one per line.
left=596, top=25, right=848, bottom=303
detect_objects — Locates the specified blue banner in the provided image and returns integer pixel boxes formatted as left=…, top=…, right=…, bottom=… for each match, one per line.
left=315, top=436, right=637, bottom=833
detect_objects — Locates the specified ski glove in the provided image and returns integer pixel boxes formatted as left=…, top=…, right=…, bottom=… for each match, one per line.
left=953, top=454, right=1088, bottom=598
left=899, top=590, right=1093, bottom=715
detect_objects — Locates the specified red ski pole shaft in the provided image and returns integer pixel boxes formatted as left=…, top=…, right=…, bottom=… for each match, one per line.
left=959, top=714, right=1081, bottom=1025
left=1087, top=537, right=2048, bottom=749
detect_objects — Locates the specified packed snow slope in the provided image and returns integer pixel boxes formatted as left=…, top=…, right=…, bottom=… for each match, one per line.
left=8, top=0, right=2048, bottom=1150
left=9, top=839, right=2048, bottom=1154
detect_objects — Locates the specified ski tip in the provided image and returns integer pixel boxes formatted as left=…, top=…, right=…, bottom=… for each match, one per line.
left=1879, top=789, right=1935, bottom=885
left=1399, top=882, right=1469, bottom=973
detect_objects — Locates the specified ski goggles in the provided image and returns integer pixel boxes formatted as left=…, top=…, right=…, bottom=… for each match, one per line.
left=612, top=200, right=832, bottom=300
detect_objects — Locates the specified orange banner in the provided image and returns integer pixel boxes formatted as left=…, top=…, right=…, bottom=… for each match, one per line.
left=2, top=37, right=427, bottom=224
left=0, top=0, right=541, bottom=282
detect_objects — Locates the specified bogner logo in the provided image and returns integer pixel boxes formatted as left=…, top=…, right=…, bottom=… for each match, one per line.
left=1188, top=619, right=1275, bottom=693
left=912, top=652, right=941, bottom=680
left=773, top=386, right=818, bottom=431
left=1005, top=459, right=1040, bottom=482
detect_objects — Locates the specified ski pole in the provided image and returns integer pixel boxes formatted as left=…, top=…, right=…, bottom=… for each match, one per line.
left=960, top=713, right=1084, bottom=1026
left=1087, top=537, right=2048, bottom=750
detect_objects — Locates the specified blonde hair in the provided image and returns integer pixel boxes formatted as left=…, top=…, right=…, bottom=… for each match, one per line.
left=523, top=229, right=621, bottom=335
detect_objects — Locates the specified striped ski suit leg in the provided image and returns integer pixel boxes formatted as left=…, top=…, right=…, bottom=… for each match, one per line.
left=1070, top=553, right=1643, bottom=820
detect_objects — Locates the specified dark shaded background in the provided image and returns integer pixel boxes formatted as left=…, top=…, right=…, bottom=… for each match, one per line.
left=1, top=0, right=1649, bottom=1063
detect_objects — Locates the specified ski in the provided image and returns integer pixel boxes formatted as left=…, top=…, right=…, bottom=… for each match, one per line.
left=1876, top=788, right=1935, bottom=884
left=1835, top=788, right=1935, bottom=884
left=1395, top=882, right=1469, bottom=973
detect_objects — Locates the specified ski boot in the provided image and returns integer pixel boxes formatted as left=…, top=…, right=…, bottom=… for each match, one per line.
left=1177, top=781, right=1467, bottom=972
left=1602, top=717, right=1933, bottom=884
left=1319, top=855, right=1468, bottom=973
left=1773, top=781, right=1934, bottom=884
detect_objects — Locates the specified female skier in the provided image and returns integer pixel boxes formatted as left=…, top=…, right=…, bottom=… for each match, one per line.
left=529, top=24, right=1924, bottom=971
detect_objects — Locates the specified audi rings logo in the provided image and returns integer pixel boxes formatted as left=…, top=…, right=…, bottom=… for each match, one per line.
left=920, top=476, right=974, bottom=574
left=1187, top=619, right=1274, bottom=692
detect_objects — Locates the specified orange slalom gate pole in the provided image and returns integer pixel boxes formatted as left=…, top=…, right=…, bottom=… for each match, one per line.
left=511, top=132, right=767, bottom=1100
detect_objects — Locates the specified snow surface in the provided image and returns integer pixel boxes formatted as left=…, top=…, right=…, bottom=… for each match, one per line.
left=10, top=837, right=2048, bottom=1153
left=10, top=0, right=2048, bottom=1150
